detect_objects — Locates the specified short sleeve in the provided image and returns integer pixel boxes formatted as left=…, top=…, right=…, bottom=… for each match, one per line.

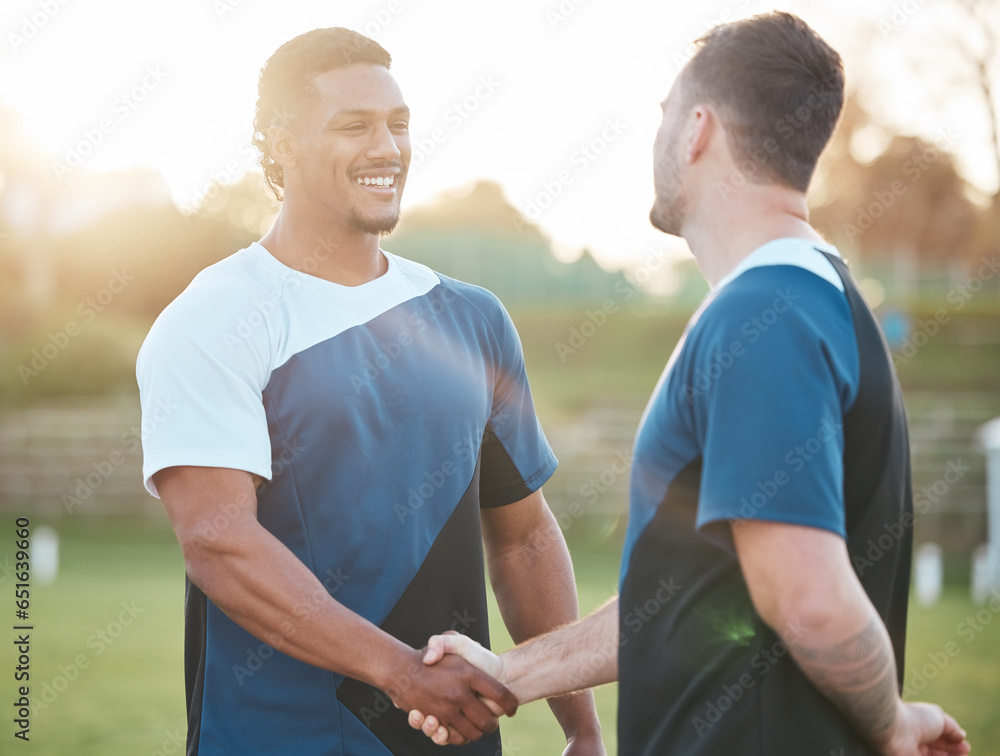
left=694, top=276, right=857, bottom=537
left=136, top=281, right=274, bottom=498
left=478, top=302, right=558, bottom=508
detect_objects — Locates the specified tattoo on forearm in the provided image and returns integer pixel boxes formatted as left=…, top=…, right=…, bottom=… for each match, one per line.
left=791, top=616, right=898, bottom=742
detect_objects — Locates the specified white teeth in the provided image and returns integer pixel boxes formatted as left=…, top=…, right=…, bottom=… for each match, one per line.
left=356, top=176, right=395, bottom=187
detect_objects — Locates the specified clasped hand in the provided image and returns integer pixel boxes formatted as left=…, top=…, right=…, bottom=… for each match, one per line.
left=385, top=639, right=513, bottom=747
left=404, top=631, right=507, bottom=746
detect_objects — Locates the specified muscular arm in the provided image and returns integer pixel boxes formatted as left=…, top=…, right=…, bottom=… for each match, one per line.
left=155, top=465, right=516, bottom=743
left=733, top=520, right=968, bottom=756
left=480, top=490, right=603, bottom=744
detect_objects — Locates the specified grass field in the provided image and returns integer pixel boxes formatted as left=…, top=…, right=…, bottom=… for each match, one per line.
left=1, top=521, right=998, bottom=755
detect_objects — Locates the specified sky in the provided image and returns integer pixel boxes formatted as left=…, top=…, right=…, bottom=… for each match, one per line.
left=1, top=0, right=996, bottom=270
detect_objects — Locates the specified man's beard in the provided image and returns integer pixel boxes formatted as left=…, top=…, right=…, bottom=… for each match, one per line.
left=649, top=179, right=685, bottom=236
left=348, top=205, right=402, bottom=236
left=348, top=163, right=407, bottom=236
left=649, top=125, right=687, bottom=236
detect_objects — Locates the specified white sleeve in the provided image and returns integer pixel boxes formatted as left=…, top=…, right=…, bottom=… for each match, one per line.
left=136, top=277, right=275, bottom=498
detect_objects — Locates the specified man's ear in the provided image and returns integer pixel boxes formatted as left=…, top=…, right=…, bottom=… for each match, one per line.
left=684, top=105, right=717, bottom=165
left=267, top=125, right=297, bottom=170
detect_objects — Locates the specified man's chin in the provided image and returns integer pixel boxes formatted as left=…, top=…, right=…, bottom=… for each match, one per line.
left=649, top=206, right=680, bottom=237
left=349, top=209, right=402, bottom=236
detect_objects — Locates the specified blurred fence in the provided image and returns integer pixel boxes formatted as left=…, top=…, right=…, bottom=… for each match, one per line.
left=0, top=393, right=992, bottom=572
left=0, top=397, right=157, bottom=519
left=905, top=393, right=991, bottom=557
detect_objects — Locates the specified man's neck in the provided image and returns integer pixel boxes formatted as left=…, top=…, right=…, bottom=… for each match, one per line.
left=259, top=204, right=387, bottom=287
left=683, top=185, right=823, bottom=288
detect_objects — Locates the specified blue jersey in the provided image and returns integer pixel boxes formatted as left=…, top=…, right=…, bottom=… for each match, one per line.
left=618, top=239, right=912, bottom=755
left=137, top=242, right=557, bottom=755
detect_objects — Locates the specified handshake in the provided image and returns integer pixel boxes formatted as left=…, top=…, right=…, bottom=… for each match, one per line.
left=388, top=597, right=619, bottom=752
left=389, top=631, right=515, bottom=747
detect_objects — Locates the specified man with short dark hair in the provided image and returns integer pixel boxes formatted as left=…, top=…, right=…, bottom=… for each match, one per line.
left=137, top=27, right=602, bottom=755
left=411, top=13, right=970, bottom=756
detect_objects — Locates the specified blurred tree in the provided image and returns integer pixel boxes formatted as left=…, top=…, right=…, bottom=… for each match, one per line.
left=948, top=0, right=1000, bottom=200
left=47, top=193, right=236, bottom=322
left=811, top=94, right=984, bottom=266
left=387, top=181, right=632, bottom=305
left=0, top=105, right=59, bottom=320
left=949, top=0, right=1000, bottom=255
left=898, top=0, right=999, bottom=250
left=196, top=171, right=278, bottom=248
left=810, top=1, right=1000, bottom=279
left=394, top=180, right=548, bottom=244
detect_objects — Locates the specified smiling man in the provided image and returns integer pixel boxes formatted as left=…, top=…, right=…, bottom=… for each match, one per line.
left=136, top=27, right=601, bottom=756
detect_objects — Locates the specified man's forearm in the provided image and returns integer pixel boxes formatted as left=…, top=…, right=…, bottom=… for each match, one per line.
left=501, top=597, right=620, bottom=704
left=486, top=508, right=602, bottom=737
left=782, top=604, right=901, bottom=750
left=733, top=522, right=970, bottom=756
left=734, top=521, right=908, bottom=752
left=184, top=514, right=412, bottom=690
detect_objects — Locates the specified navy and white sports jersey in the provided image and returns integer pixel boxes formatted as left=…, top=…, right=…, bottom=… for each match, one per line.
left=618, top=239, right=912, bottom=755
left=136, top=242, right=557, bottom=756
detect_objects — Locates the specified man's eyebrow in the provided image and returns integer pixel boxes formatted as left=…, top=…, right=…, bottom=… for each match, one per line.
left=325, top=106, right=410, bottom=124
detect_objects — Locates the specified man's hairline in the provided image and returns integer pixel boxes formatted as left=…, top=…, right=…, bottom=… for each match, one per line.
left=268, top=60, right=399, bottom=132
